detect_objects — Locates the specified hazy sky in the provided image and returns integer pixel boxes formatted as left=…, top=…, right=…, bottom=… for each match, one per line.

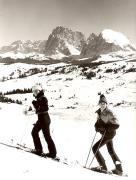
left=0, top=0, right=136, bottom=47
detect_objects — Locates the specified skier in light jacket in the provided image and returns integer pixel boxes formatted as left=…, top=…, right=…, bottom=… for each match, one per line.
left=91, top=94, right=123, bottom=175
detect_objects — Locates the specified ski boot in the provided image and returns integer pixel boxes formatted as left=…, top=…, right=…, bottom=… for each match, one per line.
left=31, top=149, right=43, bottom=156
left=45, top=152, right=56, bottom=159
left=91, top=166, right=108, bottom=174
left=112, top=163, right=123, bottom=176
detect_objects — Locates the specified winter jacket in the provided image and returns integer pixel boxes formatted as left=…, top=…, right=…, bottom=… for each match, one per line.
left=32, top=90, right=50, bottom=124
left=32, top=90, right=49, bottom=114
left=95, top=107, right=119, bottom=134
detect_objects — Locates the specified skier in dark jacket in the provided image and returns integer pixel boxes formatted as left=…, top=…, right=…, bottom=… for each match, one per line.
left=91, top=94, right=123, bottom=175
left=31, top=84, right=57, bottom=158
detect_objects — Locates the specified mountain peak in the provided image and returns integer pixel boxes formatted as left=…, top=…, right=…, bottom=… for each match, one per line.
left=81, top=29, right=135, bottom=58
left=44, top=26, right=86, bottom=56
left=87, top=33, right=98, bottom=42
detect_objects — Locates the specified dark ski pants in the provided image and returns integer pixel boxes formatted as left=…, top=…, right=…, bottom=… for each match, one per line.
left=31, top=119, right=56, bottom=156
left=92, top=131, right=121, bottom=169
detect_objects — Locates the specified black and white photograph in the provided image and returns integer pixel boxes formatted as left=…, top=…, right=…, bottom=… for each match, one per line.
left=0, top=0, right=136, bottom=179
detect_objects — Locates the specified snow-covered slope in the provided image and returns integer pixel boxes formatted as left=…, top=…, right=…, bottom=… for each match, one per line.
left=0, top=140, right=122, bottom=180
left=0, top=60, right=136, bottom=179
left=0, top=52, right=49, bottom=60
left=0, top=63, right=47, bottom=81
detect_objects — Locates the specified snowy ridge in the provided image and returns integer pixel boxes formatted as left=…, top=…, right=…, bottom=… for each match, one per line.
left=0, top=40, right=46, bottom=54
left=95, top=50, right=136, bottom=62
left=0, top=52, right=48, bottom=60
left=80, top=29, right=136, bottom=58
left=101, top=29, right=129, bottom=48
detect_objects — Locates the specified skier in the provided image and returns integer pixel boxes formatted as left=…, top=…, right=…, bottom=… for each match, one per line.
left=91, top=94, right=123, bottom=175
left=31, top=83, right=57, bottom=158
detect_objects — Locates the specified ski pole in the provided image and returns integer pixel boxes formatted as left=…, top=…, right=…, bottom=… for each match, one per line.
left=89, top=130, right=106, bottom=168
left=84, top=131, right=97, bottom=168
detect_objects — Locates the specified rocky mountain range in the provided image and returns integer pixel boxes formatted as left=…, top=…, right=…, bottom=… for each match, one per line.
left=81, top=29, right=135, bottom=58
left=0, top=40, right=46, bottom=54
left=0, top=26, right=135, bottom=60
left=44, top=26, right=86, bottom=56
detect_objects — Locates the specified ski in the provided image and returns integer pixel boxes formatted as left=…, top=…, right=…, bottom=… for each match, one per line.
left=84, top=167, right=112, bottom=175
left=0, top=141, right=69, bottom=165
left=84, top=167, right=128, bottom=177
left=17, top=143, right=70, bottom=164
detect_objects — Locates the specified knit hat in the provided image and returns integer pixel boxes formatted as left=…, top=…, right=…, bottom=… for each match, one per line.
left=99, top=94, right=107, bottom=104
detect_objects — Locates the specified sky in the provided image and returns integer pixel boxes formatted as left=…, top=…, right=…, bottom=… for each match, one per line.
left=0, top=0, right=136, bottom=47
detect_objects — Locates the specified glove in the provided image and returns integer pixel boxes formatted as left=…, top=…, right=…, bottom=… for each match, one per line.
left=96, top=126, right=106, bottom=133
left=32, top=100, right=37, bottom=106
left=32, top=100, right=38, bottom=109
left=95, top=122, right=106, bottom=133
